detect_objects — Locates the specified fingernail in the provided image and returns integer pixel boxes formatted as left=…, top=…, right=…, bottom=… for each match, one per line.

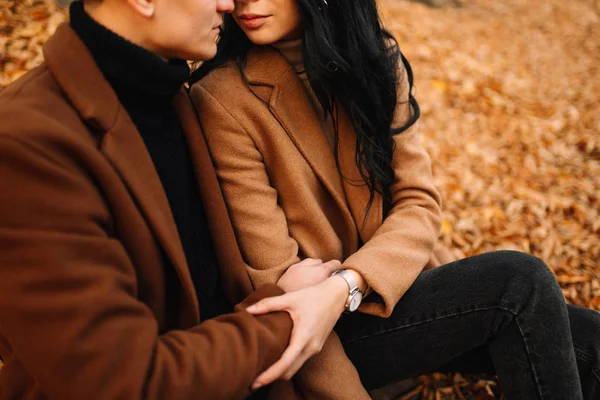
left=252, top=382, right=263, bottom=390
left=246, top=306, right=256, bottom=312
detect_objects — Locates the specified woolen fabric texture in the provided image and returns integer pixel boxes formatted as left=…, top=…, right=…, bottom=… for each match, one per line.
left=69, top=0, right=231, bottom=320
left=191, top=45, right=455, bottom=400
left=0, top=23, right=301, bottom=400
left=272, top=38, right=336, bottom=150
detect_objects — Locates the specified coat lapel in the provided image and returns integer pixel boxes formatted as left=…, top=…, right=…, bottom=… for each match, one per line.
left=100, top=111, right=200, bottom=324
left=176, top=90, right=254, bottom=304
left=244, top=46, right=383, bottom=246
left=244, top=47, right=359, bottom=249
left=44, top=24, right=199, bottom=324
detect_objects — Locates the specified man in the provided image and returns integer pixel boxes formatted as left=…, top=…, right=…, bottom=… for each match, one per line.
left=0, top=0, right=309, bottom=398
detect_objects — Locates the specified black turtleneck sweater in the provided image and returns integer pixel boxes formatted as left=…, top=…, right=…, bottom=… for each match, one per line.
left=70, top=1, right=231, bottom=321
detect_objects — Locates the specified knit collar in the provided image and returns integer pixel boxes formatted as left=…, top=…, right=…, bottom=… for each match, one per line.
left=272, top=38, right=304, bottom=74
left=69, top=1, right=189, bottom=98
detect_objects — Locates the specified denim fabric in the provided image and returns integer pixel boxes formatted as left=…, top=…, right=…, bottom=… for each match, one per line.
left=335, top=251, right=600, bottom=400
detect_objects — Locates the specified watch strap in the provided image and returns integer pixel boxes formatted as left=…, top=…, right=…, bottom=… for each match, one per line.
left=331, top=269, right=360, bottom=293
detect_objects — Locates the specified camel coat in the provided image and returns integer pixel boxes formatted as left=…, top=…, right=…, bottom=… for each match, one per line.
left=191, top=46, right=454, bottom=399
left=0, top=25, right=299, bottom=400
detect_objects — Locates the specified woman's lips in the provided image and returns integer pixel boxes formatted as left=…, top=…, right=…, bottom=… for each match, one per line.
left=238, top=15, right=269, bottom=29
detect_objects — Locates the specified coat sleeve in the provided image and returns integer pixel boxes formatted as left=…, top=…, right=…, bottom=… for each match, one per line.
left=191, top=84, right=302, bottom=289
left=343, top=62, right=443, bottom=317
left=0, top=134, right=292, bottom=400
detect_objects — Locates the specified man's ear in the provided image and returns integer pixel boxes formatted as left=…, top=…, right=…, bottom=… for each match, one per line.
left=125, top=0, right=155, bottom=17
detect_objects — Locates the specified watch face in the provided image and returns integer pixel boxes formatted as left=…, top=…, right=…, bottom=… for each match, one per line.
left=348, top=292, right=363, bottom=312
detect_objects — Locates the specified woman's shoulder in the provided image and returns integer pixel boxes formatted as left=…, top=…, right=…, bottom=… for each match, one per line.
left=193, top=46, right=289, bottom=90
left=190, top=45, right=294, bottom=109
left=190, top=61, right=246, bottom=99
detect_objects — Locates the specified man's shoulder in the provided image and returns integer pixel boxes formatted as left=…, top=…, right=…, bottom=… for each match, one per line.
left=0, top=63, right=93, bottom=148
left=1, top=63, right=56, bottom=109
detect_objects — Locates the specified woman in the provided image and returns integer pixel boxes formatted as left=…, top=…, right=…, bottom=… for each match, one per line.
left=189, top=0, right=600, bottom=398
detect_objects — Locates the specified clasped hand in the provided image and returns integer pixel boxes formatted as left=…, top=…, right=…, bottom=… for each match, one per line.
left=246, top=258, right=349, bottom=390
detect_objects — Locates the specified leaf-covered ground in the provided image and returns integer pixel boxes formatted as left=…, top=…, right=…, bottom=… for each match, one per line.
left=1, top=0, right=599, bottom=398
left=383, top=0, right=599, bottom=315
left=382, top=0, right=599, bottom=398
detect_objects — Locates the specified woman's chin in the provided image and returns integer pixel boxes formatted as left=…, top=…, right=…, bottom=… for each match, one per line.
left=244, top=32, right=280, bottom=46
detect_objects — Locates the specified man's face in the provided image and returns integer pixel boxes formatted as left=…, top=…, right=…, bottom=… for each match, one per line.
left=150, top=0, right=234, bottom=60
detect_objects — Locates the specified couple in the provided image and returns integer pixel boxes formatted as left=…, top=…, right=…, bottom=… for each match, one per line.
left=0, top=0, right=598, bottom=399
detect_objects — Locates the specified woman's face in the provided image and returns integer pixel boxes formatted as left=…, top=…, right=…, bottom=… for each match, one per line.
left=232, top=0, right=302, bottom=45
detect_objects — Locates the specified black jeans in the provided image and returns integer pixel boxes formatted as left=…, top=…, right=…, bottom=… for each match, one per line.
left=336, top=251, right=600, bottom=400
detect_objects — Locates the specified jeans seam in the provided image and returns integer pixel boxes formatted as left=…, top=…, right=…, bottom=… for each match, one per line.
left=514, top=318, right=544, bottom=400
left=345, top=305, right=518, bottom=344
left=574, top=348, right=593, bottom=362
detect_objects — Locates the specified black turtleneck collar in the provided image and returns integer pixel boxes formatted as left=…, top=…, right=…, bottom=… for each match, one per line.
left=69, top=0, right=189, bottom=98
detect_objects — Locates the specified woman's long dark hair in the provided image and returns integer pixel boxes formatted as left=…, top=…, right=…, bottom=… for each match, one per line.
left=190, top=0, right=420, bottom=216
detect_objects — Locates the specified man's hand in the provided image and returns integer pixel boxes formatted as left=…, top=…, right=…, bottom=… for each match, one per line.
left=246, top=275, right=349, bottom=390
left=277, top=258, right=341, bottom=292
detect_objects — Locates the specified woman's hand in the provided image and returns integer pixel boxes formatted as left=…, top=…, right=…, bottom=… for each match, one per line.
left=277, top=258, right=341, bottom=292
left=246, top=275, right=350, bottom=389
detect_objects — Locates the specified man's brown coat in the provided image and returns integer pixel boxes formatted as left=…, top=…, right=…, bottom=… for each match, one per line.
left=0, top=25, right=297, bottom=400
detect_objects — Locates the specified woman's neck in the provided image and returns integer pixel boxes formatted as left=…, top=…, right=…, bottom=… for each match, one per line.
left=272, top=38, right=304, bottom=74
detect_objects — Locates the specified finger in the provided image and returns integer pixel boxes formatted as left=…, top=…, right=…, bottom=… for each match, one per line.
left=322, top=259, right=342, bottom=274
left=246, top=294, right=291, bottom=315
left=252, top=337, right=305, bottom=389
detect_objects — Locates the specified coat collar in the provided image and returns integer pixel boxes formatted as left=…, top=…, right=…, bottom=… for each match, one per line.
left=43, top=24, right=200, bottom=324
left=244, top=46, right=382, bottom=245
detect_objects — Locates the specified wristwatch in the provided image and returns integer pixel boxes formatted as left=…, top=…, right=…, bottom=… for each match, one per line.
left=331, top=270, right=364, bottom=313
